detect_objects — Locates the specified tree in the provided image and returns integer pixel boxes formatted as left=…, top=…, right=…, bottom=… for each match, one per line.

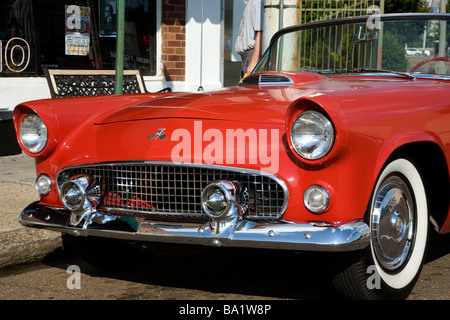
left=385, top=0, right=430, bottom=13
left=382, top=32, right=408, bottom=72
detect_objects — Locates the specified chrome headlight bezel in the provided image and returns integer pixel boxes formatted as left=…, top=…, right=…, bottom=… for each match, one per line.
left=289, top=110, right=335, bottom=160
left=19, top=113, right=48, bottom=154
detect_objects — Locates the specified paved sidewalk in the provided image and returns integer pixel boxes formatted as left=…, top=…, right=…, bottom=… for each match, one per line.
left=0, top=153, right=62, bottom=268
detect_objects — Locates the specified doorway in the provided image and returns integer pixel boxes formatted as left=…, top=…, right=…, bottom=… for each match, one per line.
left=223, top=0, right=246, bottom=86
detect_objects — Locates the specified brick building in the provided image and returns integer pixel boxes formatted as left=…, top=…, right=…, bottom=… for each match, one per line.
left=161, top=0, right=186, bottom=83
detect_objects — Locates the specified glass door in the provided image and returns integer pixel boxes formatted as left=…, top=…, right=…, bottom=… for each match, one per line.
left=223, top=0, right=246, bottom=86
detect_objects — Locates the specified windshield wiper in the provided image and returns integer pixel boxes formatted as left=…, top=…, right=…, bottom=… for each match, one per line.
left=356, top=68, right=416, bottom=80
left=316, top=68, right=416, bottom=80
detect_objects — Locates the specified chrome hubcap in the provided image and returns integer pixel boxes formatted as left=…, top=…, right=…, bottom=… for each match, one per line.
left=371, top=175, right=415, bottom=271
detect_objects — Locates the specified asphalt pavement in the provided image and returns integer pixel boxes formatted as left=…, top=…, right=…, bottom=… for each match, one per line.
left=0, top=153, right=62, bottom=268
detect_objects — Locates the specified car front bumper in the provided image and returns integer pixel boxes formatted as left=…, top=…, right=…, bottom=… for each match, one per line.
left=19, top=202, right=370, bottom=252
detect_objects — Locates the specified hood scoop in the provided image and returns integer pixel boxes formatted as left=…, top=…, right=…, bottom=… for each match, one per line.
left=239, top=73, right=294, bottom=86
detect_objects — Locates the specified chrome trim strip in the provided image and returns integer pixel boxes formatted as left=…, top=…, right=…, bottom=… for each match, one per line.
left=57, top=161, right=290, bottom=219
left=19, top=202, right=370, bottom=252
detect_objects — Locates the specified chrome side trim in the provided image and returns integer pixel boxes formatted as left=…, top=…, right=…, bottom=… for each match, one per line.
left=20, top=202, right=370, bottom=252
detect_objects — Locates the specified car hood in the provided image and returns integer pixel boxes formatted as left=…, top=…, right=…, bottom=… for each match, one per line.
left=92, top=71, right=433, bottom=126
left=93, top=73, right=330, bottom=126
left=93, top=89, right=287, bottom=126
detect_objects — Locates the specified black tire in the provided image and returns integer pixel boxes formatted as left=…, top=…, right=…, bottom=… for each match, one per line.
left=329, top=158, right=429, bottom=299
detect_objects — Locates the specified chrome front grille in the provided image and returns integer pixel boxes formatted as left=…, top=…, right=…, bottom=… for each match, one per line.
left=57, top=162, right=288, bottom=219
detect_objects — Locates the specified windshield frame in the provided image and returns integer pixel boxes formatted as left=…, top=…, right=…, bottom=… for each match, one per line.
left=254, top=13, right=450, bottom=79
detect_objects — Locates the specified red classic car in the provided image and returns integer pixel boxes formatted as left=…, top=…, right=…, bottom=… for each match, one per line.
left=14, top=13, right=450, bottom=300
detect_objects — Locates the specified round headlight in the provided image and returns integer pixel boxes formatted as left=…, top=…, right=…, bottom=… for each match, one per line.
left=19, top=114, right=48, bottom=154
left=290, top=110, right=334, bottom=160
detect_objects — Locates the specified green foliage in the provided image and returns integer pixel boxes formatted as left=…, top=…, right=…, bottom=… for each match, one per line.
left=302, top=0, right=346, bottom=23
left=329, top=33, right=354, bottom=70
left=299, top=28, right=362, bottom=71
left=381, top=32, right=408, bottom=72
left=384, top=0, right=430, bottom=13
left=301, top=0, right=431, bottom=24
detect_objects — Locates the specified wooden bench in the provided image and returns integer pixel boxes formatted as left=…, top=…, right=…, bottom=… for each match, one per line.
left=43, top=69, right=170, bottom=98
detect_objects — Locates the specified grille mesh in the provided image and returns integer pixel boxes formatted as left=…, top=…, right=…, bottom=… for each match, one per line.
left=58, top=162, right=288, bottom=219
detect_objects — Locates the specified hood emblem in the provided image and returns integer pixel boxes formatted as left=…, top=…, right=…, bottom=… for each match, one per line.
left=148, top=128, right=167, bottom=141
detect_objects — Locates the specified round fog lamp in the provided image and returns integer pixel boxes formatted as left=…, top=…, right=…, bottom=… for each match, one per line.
left=206, top=190, right=227, bottom=211
left=35, top=174, right=52, bottom=196
left=60, top=181, right=85, bottom=211
left=201, top=181, right=240, bottom=219
left=304, top=185, right=330, bottom=213
left=201, top=185, right=230, bottom=218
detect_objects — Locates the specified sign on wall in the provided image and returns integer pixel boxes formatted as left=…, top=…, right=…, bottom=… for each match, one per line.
left=99, top=0, right=117, bottom=37
left=65, top=5, right=90, bottom=56
left=0, top=38, right=31, bottom=73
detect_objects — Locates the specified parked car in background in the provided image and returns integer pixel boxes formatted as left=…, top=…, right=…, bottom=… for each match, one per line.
left=14, top=13, right=450, bottom=300
left=406, top=48, right=423, bottom=56
left=406, top=48, right=432, bottom=56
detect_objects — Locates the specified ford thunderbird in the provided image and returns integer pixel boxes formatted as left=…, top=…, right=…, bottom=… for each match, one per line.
left=13, top=13, right=450, bottom=299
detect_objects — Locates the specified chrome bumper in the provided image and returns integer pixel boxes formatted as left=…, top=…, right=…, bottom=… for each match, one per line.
left=19, top=202, right=370, bottom=252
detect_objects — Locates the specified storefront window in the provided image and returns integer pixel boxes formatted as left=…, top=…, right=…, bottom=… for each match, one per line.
left=0, top=0, right=37, bottom=75
left=0, top=0, right=157, bottom=77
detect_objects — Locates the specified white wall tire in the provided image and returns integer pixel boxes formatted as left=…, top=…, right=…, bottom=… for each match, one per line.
left=369, top=159, right=428, bottom=291
left=329, top=158, right=429, bottom=299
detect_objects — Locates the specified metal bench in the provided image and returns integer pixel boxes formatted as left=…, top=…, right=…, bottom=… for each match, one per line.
left=43, top=69, right=170, bottom=98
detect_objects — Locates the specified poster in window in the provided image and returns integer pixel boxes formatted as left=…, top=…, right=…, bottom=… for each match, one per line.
left=99, top=0, right=117, bottom=37
left=65, top=5, right=90, bottom=56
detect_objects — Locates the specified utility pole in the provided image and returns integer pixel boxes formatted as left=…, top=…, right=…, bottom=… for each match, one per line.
left=438, top=0, right=447, bottom=57
left=115, top=0, right=125, bottom=94
left=263, top=0, right=300, bottom=70
left=435, top=0, right=447, bottom=74
left=263, top=0, right=300, bottom=51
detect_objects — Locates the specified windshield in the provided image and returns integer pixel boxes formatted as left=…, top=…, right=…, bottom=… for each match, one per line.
left=255, top=14, right=450, bottom=78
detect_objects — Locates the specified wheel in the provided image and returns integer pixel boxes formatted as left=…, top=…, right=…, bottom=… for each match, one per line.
left=329, top=158, right=429, bottom=299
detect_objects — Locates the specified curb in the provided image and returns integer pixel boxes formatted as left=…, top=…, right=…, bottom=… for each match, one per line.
left=0, top=153, right=64, bottom=269
left=0, top=228, right=62, bottom=269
